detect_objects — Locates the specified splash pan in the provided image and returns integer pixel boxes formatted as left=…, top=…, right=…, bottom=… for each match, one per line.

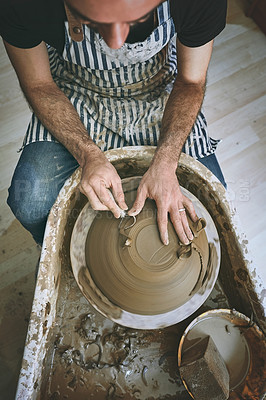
left=70, top=176, right=221, bottom=329
left=15, top=148, right=266, bottom=400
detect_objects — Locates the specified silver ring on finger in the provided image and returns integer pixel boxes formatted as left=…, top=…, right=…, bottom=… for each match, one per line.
left=178, top=208, right=186, bottom=212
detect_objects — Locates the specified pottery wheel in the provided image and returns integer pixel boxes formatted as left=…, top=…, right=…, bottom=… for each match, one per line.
left=70, top=176, right=221, bottom=328
left=86, top=200, right=209, bottom=316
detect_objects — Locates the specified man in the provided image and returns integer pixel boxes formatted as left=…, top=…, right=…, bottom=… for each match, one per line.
left=0, top=0, right=227, bottom=246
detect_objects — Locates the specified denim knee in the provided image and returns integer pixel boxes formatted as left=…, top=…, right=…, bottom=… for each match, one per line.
left=7, top=179, right=52, bottom=228
left=7, top=174, right=55, bottom=244
left=7, top=141, right=79, bottom=244
left=196, top=153, right=227, bottom=189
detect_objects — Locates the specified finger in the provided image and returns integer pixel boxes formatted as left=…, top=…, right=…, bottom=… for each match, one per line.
left=127, top=187, right=147, bottom=216
left=111, top=180, right=128, bottom=211
left=96, top=183, right=122, bottom=218
left=183, top=196, right=198, bottom=222
left=179, top=208, right=194, bottom=241
left=170, top=210, right=190, bottom=245
left=79, top=184, right=109, bottom=211
left=157, top=206, right=169, bottom=245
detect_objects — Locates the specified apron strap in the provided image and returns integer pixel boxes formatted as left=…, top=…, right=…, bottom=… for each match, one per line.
left=157, top=0, right=170, bottom=25
left=64, top=2, right=84, bottom=42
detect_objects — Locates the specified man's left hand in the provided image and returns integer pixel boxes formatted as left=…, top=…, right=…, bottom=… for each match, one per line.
left=128, top=163, right=198, bottom=245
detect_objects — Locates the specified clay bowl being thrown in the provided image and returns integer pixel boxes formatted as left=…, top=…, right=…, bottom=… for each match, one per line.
left=177, top=309, right=266, bottom=399
left=70, top=176, right=221, bottom=329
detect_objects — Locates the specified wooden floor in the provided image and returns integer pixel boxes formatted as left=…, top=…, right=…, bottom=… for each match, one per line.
left=0, top=0, right=265, bottom=398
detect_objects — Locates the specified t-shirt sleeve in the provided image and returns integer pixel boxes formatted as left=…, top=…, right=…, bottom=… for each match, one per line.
left=171, top=0, right=227, bottom=48
left=0, top=2, right=42, bottom=48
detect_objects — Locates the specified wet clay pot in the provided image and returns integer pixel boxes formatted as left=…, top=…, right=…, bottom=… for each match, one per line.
left=70, top=176, right=221, bottom=329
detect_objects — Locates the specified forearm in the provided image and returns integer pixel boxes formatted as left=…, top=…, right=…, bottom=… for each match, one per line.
left=152, top=77, right=206, bottom=169
left=22, top=82, right=103, bottom=167
left=4, top=41, right=127, bottom=216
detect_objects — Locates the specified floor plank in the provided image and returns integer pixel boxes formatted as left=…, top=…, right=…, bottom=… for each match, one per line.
left=0, top=220, right=39, bottom=400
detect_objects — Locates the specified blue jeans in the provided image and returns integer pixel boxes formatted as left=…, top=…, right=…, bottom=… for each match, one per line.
left=7, top=141, right=226, bottom=244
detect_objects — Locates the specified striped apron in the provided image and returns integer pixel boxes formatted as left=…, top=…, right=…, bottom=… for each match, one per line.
left=23, top=0, right=219, bottom=159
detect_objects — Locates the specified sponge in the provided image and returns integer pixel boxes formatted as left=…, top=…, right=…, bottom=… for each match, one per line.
left=179, top=335, right=230, bottom=400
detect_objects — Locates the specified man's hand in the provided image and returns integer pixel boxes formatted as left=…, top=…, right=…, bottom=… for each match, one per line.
left=79, top=155, right=128, bottom=218
left=127, top=40, right=214, bottom=245
left=128, top=162, right=198, bottom=245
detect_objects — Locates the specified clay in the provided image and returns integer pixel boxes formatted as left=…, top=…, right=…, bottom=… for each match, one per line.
left=179, top=335, right=229, bottom=400
left=84, top=185, right=209, bottom=316
left=70, top=175, right=221, bottom=329
left=42, top=273, right=265, bottom=400
left=43, top=267, right=191, bottom=400
left=78, top=266, right=122, bottom=319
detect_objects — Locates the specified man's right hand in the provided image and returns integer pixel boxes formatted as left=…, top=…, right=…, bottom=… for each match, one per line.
left=2, top=42, right=127, bottom=219
left=79, top=155, right=128, bottom=218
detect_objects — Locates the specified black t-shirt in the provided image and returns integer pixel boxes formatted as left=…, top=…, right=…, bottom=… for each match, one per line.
left=0, top=0, right=227, bottom=53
